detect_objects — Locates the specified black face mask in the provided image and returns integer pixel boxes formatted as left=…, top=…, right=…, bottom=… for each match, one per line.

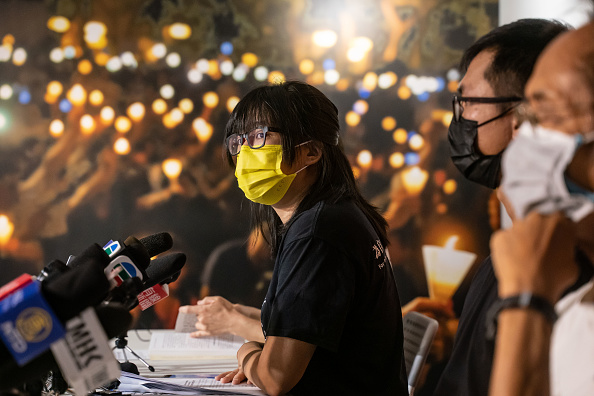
left=448, top=108, right=515, bottom=189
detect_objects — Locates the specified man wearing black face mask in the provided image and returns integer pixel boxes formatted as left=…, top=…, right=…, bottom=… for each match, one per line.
left=431, top=19, right=570, bottom=396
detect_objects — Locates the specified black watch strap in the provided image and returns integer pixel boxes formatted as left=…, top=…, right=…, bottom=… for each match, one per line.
left=486, top=292, right=558, bottom=341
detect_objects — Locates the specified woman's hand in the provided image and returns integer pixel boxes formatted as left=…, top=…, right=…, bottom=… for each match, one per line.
left=215, top=368, right=253, bottom=385
left=179, top=296, right=238, bottom=337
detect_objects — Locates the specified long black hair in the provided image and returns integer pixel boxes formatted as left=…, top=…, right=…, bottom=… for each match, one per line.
left=224, top=81, right=388, bottom=254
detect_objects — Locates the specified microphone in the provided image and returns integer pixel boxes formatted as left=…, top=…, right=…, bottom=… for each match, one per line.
left=110, top=252, right=186, bottom=310
left=139, top=232, right=173, bottom=258
left=0, top=303, right=132, bottom=390
left=144, top=252, right=186, bottom=289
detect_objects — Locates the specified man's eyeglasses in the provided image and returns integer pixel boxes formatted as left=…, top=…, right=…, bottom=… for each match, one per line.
left=452, top=95, right=523, bottom=122
left=226, top=126, right=281, bottom=156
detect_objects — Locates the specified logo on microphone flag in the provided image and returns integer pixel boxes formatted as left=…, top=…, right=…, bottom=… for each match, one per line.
left=104, top=255, right=143, bottom=288
left=102, top=240, right=122, bottom=257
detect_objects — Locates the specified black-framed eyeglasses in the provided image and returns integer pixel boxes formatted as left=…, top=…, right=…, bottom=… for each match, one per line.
left=452, top=95, right=523, bottom=122
left=226, top=126, right=281, bottom=156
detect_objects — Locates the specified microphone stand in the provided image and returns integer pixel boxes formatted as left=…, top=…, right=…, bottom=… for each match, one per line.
left=112, top=331, right=155, bottom=373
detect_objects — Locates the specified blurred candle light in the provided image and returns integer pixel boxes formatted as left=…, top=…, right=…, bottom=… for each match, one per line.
left=178, top=99, right=194, bottom=114
left=232, top=65, right=248, bottom=82
left=299, top=59, right=315, bottom=75
left=162, top=159, right=183, bottom=180
left=165, top=52, right=181, bottom=68
left=115, top=116, right=132, bottom=133
left=268, top=70, right=285, bottom=84
left=120, top=52, right=137, bottom=68
left=84, top=21, right=107, bottom=40
left=12, top=48, right=26, bottom=66
left=78, top=59, right=93, bottom=75
left=357, top=150, right=372, bottom=169
left=207, top=60, right=219, bottom=77
left=362, top=72, right=378, bottom=92
left=152, top=98, right=167, bottom=115
left=389, top=152, right=405, bottom=168
left=0, top=84, right=13, bottom=100
left=443, top=179, right=457, bottom=195
left=345, top=111, right=360, bottom=127
left=187, top=69, right=203, bottom=84
left=47, top=81, right=63, bottom=97
left=352, top=36, right=373, bottom=53
left=353, top=100, right=369, bottom=115
left=49, top=119, right=64, bottom=137
left=106, top=56, right=123, bottom=72
left=378, top=72, right=398, bottom=89
left=94, top=52, right=110, bottom=66
left=47, top=16, right=71, bottom=33
left=382, top=116, right=397, bottom=131
left=324, top=70, right=340, bottom=85
left=409, top=134, right=425, bottom=150
left=170, top=108, right=184, bottom=123
left=49, top=48, right=64, bottom=63
left=151, top=43, right=167, bottom=59
left=398, top=86, right=412, bottom=100
left=0, top=214, right=14, bottom=247
left=226, top=96, right=240, bottom=113
left=312, top=30, right=337, bottom=48
left=80, top=114, right=96, bottom=134
left=169, top=23, right=192, bottom=40
left=422, top=235, right=477, bottom=302
left=0, top=45, right=12, bottom=62
left=196, top=59, right=210, bottom=73
left=254, top=66, right=269, bottom=82
left=241, top=53, right=258, bottom=67
left=67, top=84, right=87, bottom=106
left=88, top=90, right=104, bottom=106
left=100, top=106, right=115, bottom=125
left=393, top=128, right=408, bottom=144
left=127, top=102, right=145, bottom=122
left=114, top=137, right=131, bottom=155
left=192, top=117, right=213, bottom=142
left=220, top=60, right=234, bottom=76
left=442, top=111, right=454, bottom=126
left=160, top=84, right=175, bottom=99
left=162, top=113, right=177, bottom=129
left=63, top=46, right=76, bottom=59
left=402, top=166, right=429, bottom=195
left=203, top=92, right=219, bottom=108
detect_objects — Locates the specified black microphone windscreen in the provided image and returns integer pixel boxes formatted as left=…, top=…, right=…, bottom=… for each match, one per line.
left=42, top=253, right=111, bottom=321
left=138, top=232, right=173, bottom=257
left=144, top=253, right=186, bottom=289
left=67, top=243, right=111, bottom=269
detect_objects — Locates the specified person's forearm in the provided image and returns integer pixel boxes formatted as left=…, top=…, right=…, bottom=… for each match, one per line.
left=234, top=304, right=262, bottom=320
left=490, top=309, right=552, bottom=396
left=231, top=310, right=265, bottom=342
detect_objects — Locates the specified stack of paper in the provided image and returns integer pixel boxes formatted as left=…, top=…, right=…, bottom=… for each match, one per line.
left=148, top=332, right=246, bottom=360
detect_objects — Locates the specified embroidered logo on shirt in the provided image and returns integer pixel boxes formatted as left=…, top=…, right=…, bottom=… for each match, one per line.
left=372, top=240, right=387, bottom=269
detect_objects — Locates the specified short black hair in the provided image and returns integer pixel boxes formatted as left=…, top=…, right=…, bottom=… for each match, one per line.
left=460, top=18, right=570, bottom=97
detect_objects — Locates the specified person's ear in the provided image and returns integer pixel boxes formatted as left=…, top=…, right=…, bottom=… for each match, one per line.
left=511, top=103, right=527, bottom=137
left=303, top=141, right=322, bottom=166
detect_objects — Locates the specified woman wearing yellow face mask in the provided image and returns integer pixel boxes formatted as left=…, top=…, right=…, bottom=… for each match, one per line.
left=218, top=81, right=408, bottom=396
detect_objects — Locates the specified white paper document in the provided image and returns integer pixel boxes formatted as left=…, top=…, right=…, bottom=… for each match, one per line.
left=117, top=371, right=266, bottom=395
left=149, top=332, right=245, bottom=360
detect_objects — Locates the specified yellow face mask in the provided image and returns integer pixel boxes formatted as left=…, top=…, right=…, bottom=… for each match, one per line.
left=235, top=144, right=304, bottom=205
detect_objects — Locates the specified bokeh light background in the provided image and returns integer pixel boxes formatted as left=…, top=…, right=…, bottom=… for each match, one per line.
left=0, top=0, right=499, bottom=324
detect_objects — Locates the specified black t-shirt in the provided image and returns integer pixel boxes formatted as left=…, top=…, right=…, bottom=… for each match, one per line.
left=432, top=256, right=496, bottom=396
left=260, top=200, right=408, bottom=396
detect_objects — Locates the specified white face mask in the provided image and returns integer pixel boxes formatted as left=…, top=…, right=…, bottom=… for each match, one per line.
left=500, top=121, right=594, bottom=222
